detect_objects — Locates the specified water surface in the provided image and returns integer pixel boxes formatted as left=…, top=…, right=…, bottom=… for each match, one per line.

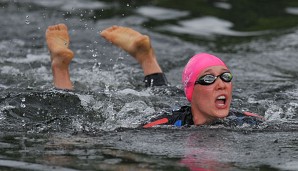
left=1, top=0, right=298, bottom=170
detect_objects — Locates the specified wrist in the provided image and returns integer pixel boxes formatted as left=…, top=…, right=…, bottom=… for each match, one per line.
left=141, top=58, right=162, bottom=76
left=51, top=65, right=73, bottom=90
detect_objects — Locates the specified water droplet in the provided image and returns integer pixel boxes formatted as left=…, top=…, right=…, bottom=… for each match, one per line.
left=126, top=3, right=130, bottom=7
left=92, top=62, right=101, bottom=69
left=25, top=15, right=30, bottom=24
left=21, top=103, right=26, bottom=108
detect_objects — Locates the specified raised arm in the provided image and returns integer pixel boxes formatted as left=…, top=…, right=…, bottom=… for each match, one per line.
left=100, top=26, right=163, bottom=76
left=100, top=26, right=168, bottom=86
left=46, top=24, right=74, bottom=90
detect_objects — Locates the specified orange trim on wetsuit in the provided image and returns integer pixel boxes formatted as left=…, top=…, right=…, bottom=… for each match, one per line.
left=143, top=118, right=169, bottom=128
left=243, top=111, right=265, bottom=120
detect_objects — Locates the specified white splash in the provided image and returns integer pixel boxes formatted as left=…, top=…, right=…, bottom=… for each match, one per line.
left=264, top=105, right=283, bottom=121
left=157, top=16, right=266, bottom=37
left=136, top=6, right=189, bottom=20
left=29, top=0, right=108, bottom=10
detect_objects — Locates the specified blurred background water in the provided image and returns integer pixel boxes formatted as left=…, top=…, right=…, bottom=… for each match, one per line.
left=1, top=0, right=298, bottom=170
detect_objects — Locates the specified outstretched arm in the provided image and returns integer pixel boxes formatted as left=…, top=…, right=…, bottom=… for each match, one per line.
left=46, top=24, right=74, bottom=90
left=100, top=26, right=168, bottom=86
left=100, top=26, right=162, bottom=76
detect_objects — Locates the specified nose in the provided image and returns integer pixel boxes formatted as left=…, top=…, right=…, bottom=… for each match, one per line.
left=215, top=78, right=227, bottom=90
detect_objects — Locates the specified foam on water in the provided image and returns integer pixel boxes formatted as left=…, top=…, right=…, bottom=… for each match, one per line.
left=0, top=39, right=25, bottom=51
left=157, top=16, right=266, bottom=37
left=274, top=161, right=298, bottom=171
left=100, top=100, right=156, bottom=131
left=286, top=7, right=298, bottom=15
left=2, top=53, right=49, bottom=64
left=214, top=2, right=232, bottom=10
left=0, top=66, right=20, bottom=75
left=0, top=159, right=79, bottom=171
left=0, top=84, right=8, bottom=89
left=265, top=105, right=284, bottom=121
left=117, top=88, right=151, bottom=97
left=136, top=6, right=189, bottom=20
left=29, top=0, right=108, bottom=10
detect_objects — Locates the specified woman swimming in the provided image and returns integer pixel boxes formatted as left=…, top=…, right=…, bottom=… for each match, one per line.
left=46, top=24, right=264, bottom=128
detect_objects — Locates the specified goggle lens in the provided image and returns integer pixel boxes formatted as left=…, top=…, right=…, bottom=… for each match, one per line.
left=195, top=72, right=233, bottom=85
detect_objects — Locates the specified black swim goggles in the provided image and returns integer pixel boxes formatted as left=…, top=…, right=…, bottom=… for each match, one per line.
left=195, top=72, right=233, bottom=85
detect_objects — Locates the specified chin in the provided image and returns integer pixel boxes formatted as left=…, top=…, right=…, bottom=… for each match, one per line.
left=214, top=109, right=229, bottom=118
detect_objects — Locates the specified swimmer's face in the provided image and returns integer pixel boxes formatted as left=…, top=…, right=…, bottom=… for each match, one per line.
left=191, top=66, right=233, bottom=125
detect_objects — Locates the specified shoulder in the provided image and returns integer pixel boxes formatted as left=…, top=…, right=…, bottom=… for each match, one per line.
left=226, top=110, right=264, bottom=126
left=142, top=106, right=193, bottom=128
left=172, top=106, right=191, bottom=114
left=171, top=106, right=194, bottom=125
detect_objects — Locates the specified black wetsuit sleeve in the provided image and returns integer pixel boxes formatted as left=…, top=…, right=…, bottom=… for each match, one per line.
left=142, top=106, right=193, bottom=128
left=144, top=73, right=168, bottom=87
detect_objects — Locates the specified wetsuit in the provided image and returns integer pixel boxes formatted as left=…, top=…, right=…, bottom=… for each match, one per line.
left=142, top=106, right=263, bottom=128
left=142, top=73, right=263, bottom=128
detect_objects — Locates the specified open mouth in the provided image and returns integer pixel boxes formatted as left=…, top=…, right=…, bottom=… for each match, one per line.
left=215, top=95, right=226, bottom=106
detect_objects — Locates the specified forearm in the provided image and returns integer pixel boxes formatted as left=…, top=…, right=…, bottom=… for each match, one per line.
left=140, top=56, right=162, bottom=76
left=51, top=66, right=73, bottom=90
left=140, top=54, right=168, bottom=87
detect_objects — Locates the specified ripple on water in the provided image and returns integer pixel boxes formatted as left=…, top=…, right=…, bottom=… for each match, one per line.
left=0, top=159, right=79, bottom=171
left=136, top=6, right=189, bottom=20
left=29, top=0, right=108, bottom=10
left=156, top=16, right=266, bottom=37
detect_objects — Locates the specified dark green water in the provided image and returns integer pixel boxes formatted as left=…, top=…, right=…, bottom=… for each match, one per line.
left=1, top=0, right=298, bottom=170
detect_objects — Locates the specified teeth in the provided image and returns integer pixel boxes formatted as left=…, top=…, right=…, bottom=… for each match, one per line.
left=217, top=96, right=226, bottom=100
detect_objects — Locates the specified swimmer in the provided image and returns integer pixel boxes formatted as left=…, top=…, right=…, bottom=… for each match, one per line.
left=46, top=24, right=264, bottom=127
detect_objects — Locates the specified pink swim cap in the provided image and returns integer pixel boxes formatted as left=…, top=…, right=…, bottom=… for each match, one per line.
left=182, top=53, right=227, bottom=102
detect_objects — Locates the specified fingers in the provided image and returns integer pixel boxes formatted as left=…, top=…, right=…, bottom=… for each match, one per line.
left=100, top=25, right=120, bottom=37
left=57, top=23, right=68, bottom=30
left=46, top=24, right=69, bottom=40
left=47, top=23, right=68, bottom=31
